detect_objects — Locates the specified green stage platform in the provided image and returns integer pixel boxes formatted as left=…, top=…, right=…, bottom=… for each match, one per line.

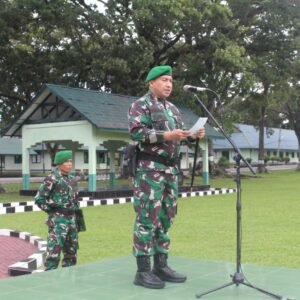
left=0, top=256, right=298, bottom=300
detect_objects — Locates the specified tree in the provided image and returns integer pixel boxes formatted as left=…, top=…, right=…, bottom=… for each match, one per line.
left=0, top=0, right=108, bottom=124
left=227, top=0, right=300, bottom=172
left=272, top=40, right=300, bottom=170
left=0, top=0, right=263, bottom=175
left=2, top=0, right=299, bottom=175
left=0, top=0, right=252, bottom=125
left=45, top=142, right=59, bottom=167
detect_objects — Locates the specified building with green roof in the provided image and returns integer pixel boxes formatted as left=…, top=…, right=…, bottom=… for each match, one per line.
left=1, top=84, right=223, bottom=191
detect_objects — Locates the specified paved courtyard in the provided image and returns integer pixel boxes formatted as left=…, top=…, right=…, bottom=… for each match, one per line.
left=0, top=256, right=298, bottom=300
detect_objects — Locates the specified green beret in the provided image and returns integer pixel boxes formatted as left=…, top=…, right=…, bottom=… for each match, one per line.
left=145, top=65, right=172, bottom=82
left=54, top=150, right=72, bottom=165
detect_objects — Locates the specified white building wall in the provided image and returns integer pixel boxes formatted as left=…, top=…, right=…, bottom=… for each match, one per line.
left=214, top=149, right=299, bottom=164
left=2, top=154, right=53, bottom=171
left=2, top=148, right=298, bottom=173
left=4, top=155, right=20, bottom=170
left=30, top=154, right=51, bottom=171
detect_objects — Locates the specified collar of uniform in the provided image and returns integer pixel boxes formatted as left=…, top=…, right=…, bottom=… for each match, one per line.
left=148, top=90, right=166, bottom=104
left=54, top=167, right=62, bottom=177
left=54, top=167, right=69, bottom=178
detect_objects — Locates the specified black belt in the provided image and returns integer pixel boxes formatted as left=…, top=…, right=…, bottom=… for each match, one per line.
left=138, top=152, right=178, bottom=167
left=51, top=208, right=77, bottom=216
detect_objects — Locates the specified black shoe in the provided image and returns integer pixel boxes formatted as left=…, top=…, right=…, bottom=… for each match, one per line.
left=153, top=254, right=187, bottom=283
left=134, top=271, right=165, bottom=289
left=134, top=256, right=165, bottom=289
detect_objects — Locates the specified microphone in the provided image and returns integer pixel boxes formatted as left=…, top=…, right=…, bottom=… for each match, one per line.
left=183, top=85, right=207, bottom=92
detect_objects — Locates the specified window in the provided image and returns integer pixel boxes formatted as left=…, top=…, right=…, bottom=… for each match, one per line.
left=84, top=151, right=88, bottom=164
left=84, top=151, right=107, bottom=164
left=291, top=152, right=295, bottom=158
left=31, top=154, right=41, bottom=163
left=14, top=155, right=22, bottom=164
left=97, top=152, right=105, bottom=164
left=0, top=155, right=5, bottom=170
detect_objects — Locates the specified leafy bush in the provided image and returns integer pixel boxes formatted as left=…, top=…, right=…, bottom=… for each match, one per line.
left=270, top=156, right=279, bottom=163
left=217, top=156, right=230, bottom=168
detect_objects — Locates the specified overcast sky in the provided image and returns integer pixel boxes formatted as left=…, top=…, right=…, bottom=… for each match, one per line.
left=84, top=0, right=105, bottom=12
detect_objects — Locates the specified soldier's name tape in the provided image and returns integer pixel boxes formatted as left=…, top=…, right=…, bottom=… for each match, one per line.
left=0, top=188, right=236, bottom=215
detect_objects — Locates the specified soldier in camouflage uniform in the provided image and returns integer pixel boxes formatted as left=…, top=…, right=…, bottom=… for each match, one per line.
left=128, top=65, right=205, bottom=289
left=35, top=150, right=80, bottom=271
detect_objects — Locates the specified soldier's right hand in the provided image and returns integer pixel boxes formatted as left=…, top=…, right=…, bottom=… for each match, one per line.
left=163, top=129, right=191, bottom=141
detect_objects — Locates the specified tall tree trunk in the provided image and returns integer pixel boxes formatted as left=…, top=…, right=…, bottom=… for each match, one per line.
left=45, top=143, right=59, bottom=167
left=286, top=103, right=300, bottom=171
left=257, top=106, right=268, bottom=173
left=295, top=131, right=300, bottom=171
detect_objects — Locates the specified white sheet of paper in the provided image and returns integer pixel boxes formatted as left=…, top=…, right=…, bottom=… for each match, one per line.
left=189, top=117, right=207, bottom=134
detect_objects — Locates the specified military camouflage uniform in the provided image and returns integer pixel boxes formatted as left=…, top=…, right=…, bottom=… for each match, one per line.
left=128, top=90, right=184, bottom=257
left=35, top=168, right=79, bottom=270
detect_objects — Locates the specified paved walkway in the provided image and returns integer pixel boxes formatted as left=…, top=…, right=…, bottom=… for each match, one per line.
left=0, top=236, right=38, bottom=279
left=0, top=175, right=109, bottom=184
left=0, top=177, right=43, bottom=184
left=227, top=163, right=298, bottom=174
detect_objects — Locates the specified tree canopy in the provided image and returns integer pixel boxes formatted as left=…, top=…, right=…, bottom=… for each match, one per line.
left=0, top=0, right=252, bottom=122
left=1, top=0, right=300, bottom=167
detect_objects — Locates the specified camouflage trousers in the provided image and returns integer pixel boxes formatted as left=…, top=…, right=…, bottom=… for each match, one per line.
left=45, top=213, right=78, bottom=270
left=133, top=170, right=178, bottom=256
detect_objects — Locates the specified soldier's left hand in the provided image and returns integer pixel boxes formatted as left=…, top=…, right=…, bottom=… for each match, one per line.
left=192, top=127, right=205, bottom=139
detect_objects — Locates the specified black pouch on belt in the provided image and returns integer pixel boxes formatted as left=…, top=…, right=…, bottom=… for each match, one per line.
left=75, top=209, right=86, bottom=232
left=124, top=144, right=139, bottom=177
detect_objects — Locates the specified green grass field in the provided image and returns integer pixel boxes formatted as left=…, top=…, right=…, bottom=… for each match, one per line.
left=0, top=170, right=299, bottom=269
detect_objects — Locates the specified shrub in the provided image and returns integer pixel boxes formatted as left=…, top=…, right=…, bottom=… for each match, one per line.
left=217, top=156, right=230, bottom=168
left=270, top=156, right=279, bottom=163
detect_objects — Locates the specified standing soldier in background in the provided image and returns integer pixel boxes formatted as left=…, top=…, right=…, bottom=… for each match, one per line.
left=35, top=150, right=82, bottom=270
left=128, top=65, right=206, bottom=289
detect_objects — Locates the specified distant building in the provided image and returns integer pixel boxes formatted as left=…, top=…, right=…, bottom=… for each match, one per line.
left=212, top=123, right=299, bottom=164
left=2, top=122, right=299, bottom=176
left=0, top=138, right=194, bottom=176
left=0, top=137, right=109, bottom=175
left=0, top=84, right=223, bottom=189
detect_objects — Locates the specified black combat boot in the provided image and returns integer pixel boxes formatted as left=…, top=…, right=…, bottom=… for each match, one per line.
left=152, top=253, right=187, bottom=283
left=134, top=256, right=165, bottom=289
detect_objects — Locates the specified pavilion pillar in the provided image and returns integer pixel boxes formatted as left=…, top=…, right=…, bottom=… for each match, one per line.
left=109, top=150, right=116, bottom=188
left=202, top=139, right=209, bottom=185
left=22, top=146, right=30, bottom=190
left=88, top=142, right=97, bottom=191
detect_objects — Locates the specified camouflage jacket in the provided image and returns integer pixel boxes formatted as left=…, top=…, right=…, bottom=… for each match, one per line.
left=128, top=90, right=184, bottom=172
left=35, top=168, right=79, bottom=213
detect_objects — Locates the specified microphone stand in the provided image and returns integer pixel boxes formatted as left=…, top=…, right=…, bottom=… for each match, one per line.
left=189, top=91, right=291, bottom=300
